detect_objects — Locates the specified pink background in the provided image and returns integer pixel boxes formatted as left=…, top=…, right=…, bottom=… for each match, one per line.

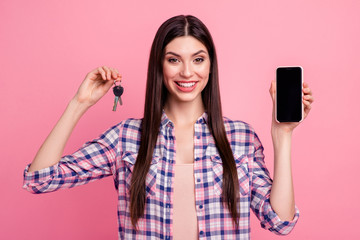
left=1, top=0, right=360, bottom=239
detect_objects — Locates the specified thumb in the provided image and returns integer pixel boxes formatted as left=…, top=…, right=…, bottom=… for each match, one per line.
left=269, top=80, right=276, bottom=102
left=104, top=79, right=115, bottom=91
left=103, top=75, right=122, bottom=93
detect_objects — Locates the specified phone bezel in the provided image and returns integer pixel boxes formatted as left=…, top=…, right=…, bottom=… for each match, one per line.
left=275, top=66, right=304, bottom=123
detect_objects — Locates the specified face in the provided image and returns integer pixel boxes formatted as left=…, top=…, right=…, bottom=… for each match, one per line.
left=162, top=36, right=211, bottom=104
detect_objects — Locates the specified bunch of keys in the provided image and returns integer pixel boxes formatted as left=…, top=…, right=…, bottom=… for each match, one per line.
left=112, top=80, right=124, bottom=111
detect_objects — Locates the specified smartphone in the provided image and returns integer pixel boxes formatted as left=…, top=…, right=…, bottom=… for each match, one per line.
left=276, top=66, right=303, bottom=122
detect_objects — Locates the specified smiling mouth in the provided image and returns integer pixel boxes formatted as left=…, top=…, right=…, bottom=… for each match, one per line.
left=175, top=81, right=197, bottom=88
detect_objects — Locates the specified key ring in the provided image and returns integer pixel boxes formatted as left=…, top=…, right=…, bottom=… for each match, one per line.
left=114, top=80, right=121, bottom=86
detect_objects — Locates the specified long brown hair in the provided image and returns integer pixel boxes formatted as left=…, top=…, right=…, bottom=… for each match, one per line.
left=130, top=15, right=240, bottom=228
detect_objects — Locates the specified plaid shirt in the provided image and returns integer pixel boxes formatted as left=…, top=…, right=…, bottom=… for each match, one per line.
left=23, top=111, right=299, bottom=239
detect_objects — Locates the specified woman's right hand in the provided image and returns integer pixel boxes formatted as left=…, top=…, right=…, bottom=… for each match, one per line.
left=27, top=66, right=121, bottom=173
left=73, top=66, right=122, bottom=107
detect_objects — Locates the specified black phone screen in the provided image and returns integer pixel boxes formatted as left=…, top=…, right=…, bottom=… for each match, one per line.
left=276, top=67, right=302, bottom=122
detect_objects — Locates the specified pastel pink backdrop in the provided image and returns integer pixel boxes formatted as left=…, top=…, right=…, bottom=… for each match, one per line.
left=1, top=0, right=359, bottom=239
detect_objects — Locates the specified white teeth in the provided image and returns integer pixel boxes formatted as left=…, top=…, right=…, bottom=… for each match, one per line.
left=177, top=82, right=196, bottom=88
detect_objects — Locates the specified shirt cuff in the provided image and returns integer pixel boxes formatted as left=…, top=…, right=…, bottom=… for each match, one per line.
left=22, top=163, right=59, bottom=193
left=261, top=198, right=300, bottom=235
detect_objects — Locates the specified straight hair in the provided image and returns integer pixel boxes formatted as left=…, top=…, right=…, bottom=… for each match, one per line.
left=130, top=15, right=240, bottom=229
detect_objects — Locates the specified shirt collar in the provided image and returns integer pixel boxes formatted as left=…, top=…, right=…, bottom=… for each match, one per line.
left=196, top=111, right=208, bottom=124
left=160, top=110, right=173, bottom=129
left=160, top=110, right=208, bottom=129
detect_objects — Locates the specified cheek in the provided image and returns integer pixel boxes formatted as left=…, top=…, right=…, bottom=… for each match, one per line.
left=199, top=63, right=211, bottom=78
left=162, top=64, right=175, bottom=90
left=163, top=64, right=177, bottom=79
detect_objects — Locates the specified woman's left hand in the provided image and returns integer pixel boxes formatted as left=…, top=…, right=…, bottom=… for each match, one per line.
left=269, top=80, right=314, bottom=134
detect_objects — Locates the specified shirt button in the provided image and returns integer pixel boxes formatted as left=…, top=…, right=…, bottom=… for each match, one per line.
left=199, top=230, right=204, bottom=235
left=197, top=178, right=201, bottom=183
left=196, top=135, right=200, bottom=139
left=199, top=205, right=203, bottom=209
left=195, top=157, right=200, bottom=161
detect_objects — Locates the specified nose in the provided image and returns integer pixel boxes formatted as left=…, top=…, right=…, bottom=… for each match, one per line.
left=180, top=62, right=194, bottom=78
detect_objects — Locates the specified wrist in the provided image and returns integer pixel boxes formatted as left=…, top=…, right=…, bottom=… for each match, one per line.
left=68, top=97, right=91, bottom=119
left=271, top=127, right=293, bottom=147
left=272, top=126, right=293, bottom=136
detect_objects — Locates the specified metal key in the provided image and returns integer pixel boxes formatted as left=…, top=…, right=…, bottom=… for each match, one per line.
left=112, top=82, right=124, bottom=111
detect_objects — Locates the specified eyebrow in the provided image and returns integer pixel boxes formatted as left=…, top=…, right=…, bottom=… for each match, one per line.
left=165, top=50, right=208, bottom=57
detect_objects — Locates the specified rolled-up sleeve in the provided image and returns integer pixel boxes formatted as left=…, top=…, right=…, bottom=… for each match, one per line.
left=23, top=123, right=120, bottom=194
left=250, top=132, right=299, bottom=235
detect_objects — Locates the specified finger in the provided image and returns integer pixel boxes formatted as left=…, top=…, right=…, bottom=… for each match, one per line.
left=269, top=80, right=275, bottom=92
left=303, top=99, right=312, bottom=107
left=97, top=67, right=107, bottom=80
left=303, top=94, right=314, bottom=103
left=269, top=80, right=276, bottom=100
left=105, top=76, right=115, bottom=89
left=101, top=66, right=112, bottom=80
left=303, top=87, right=311, bottom=94
left=303, top=87, right=312, bottom=95
left=109, top=67, right=118, bottom=79
left=116, top=70, right=122, bottom=82
left=303, top=100, right=312, bottom=113
left=102, top=66, right=111, bottom=80
left=113, top=69, right=122, bottom=81
left=304, top=107, right=311, bottom=117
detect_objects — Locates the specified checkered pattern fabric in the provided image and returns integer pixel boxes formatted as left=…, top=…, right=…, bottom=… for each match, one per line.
left=23, top=111, right=299, bottom=239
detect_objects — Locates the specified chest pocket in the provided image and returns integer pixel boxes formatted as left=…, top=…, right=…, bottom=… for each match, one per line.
left=211, top=153, right=250, bottom=196
left=122, top=151, right=159, bottom=198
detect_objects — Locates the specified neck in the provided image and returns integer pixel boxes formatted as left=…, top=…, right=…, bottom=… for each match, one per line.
left=164, top=96, right=205, bottom=126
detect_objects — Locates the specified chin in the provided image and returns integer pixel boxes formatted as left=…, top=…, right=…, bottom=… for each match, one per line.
left=173, top=92, right=202, bottom=103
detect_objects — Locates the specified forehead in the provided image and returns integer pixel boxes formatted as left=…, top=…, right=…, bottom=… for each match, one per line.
left=165, top=36, right=208, bottom=54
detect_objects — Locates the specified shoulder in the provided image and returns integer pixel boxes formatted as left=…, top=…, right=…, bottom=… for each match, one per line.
left=96, top=118, right=143, bottom=145
left=116, top=117, right=142, bottom=131
left=222, top=116, right=263, bottom=153
left=223, top=116, right=256, bottom=136
left=114, top=118, right=143, bottom=154
left=222, top=116, right=264, bottom=156
left=113, top=117, right=143, bottom=139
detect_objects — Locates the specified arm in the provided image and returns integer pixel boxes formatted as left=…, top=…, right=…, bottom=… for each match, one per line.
left=250, top=131, right=300, bottom=235
left=269, top=80, right=314, bottom=220
left=28, top=66, right=121, bottom=173
left=27, top=98, right=88, bottom=172
left=23, top=122, right=121, bottom=193
left=269, top=129, right=295, bottom=221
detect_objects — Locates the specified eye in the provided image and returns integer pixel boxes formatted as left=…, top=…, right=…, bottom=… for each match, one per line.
left=168, top=58, right=179, bottom=63
left=194, top=57, right=204, bottom=63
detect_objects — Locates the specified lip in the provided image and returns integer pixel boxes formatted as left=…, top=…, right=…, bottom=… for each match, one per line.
left=174, top=81, right=198, bottom=93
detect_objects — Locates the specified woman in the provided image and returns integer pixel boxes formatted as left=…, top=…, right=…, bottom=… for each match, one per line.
left=23, top=15, right=314, bottom=239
